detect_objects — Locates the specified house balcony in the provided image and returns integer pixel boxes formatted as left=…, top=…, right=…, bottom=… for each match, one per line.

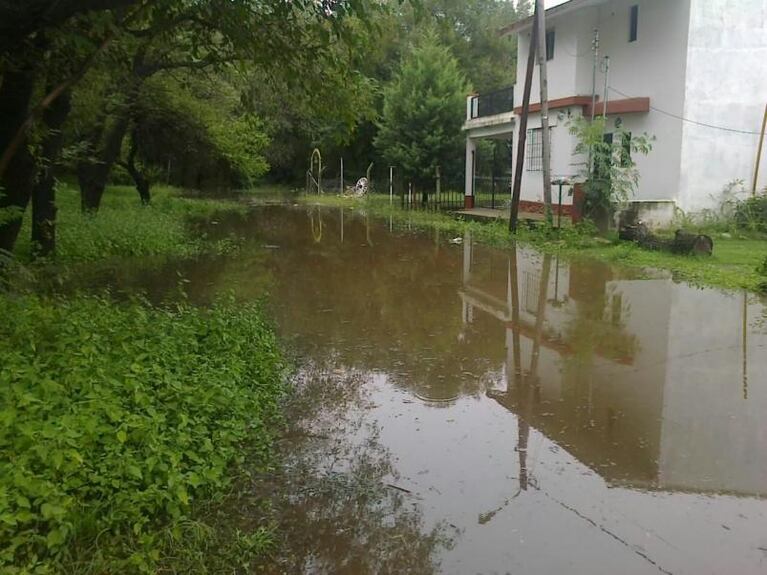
left=464, top=86, right=516, bottom=139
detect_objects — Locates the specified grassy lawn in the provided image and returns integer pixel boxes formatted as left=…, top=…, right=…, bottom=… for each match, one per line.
left=300, top=192, right=767, bottom=293
left=14, top=184, right=247, bottom=263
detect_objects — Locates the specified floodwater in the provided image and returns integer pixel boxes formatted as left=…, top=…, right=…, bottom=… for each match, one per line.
left=77, top=205, right=767, bottom=574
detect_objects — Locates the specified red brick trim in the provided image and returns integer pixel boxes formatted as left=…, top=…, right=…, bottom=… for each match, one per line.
left=519, top=200, right=574, bottom=217
left=585, top=97, right=650, bottom=118
left=513, top=96, right=650, bottom=118
left=514, top=96, right=593, bottom=115
left=464, top=195, right=475, bottom=209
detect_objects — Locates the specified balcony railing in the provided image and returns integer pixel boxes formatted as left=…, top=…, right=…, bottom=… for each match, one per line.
left=469, top=86, right=515, bottom=120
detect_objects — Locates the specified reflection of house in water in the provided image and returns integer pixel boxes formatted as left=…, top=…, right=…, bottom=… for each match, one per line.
left=460, top=233, right=767, bottom=497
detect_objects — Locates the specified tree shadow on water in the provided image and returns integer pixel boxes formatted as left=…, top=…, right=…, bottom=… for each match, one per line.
left=257, top=360, right=455, bottom=574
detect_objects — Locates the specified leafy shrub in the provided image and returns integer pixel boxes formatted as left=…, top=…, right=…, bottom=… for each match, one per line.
left=735, top=194, right=767, bottom=232
left=0, top=294, right=285, bottom=573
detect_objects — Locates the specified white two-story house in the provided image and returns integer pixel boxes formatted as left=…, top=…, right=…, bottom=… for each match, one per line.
left=463, top=0, right=767, bottom=225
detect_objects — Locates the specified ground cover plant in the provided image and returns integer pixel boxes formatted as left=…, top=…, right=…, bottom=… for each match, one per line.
left=13, top=184, right=246, bottom=263
left=0, top=294, right=286, bottom=573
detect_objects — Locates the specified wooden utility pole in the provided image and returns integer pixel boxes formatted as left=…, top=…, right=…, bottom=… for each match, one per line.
left=535, top=0, right=553, bottom=223
left=510, top=7, right=539, bottom=232
left=752, top=103, right=767, bottom=196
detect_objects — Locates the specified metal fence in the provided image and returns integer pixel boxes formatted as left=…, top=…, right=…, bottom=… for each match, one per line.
left=470, top=86, right=515, bottom=120
left=305, top=163, right=470, bottom=212
left=473, top=175, right=511, bottom=210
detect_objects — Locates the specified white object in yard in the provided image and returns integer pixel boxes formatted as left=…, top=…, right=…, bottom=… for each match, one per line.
left=353, top=177, right=369, bottom=197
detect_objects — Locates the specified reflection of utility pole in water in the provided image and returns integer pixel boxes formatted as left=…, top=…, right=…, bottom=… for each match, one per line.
left=508, top=247, right=528, bottom=489
left=462, top=231, right=474, bottom=325
left=510, top=250, right=552, bottom=491
left=340, top=208, right=344, bottom=244
left=743, top=291, right=749, bottom=400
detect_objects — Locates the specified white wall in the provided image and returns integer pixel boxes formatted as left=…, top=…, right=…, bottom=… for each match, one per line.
left=678, top=0, right=767, bottom=212
left=595, top=0, right=691, bottom=206
left=512, top=0, right=693, bottom=210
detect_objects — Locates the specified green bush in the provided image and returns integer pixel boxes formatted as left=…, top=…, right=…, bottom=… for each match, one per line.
left=735, top=194, right=767, bottom=232
left=0, top=294, right=285, bottom=573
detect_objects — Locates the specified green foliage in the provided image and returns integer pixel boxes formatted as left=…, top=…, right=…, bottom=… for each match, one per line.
left=416, top=0, right=521, bottom=93
left=14, top=184, right=245, bottom=262
left=138, top=73, right=271, bottom=187
left=0, top=293, right=285, bottom=573
left=569, top=116, right=654, bottom=214
left=735, top=193, right=767, bottom=233
left=375, top=32, right=470, bottom=189
left=0, top=189, right=23, bottom=227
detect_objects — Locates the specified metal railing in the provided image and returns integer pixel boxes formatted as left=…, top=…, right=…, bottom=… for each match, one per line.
left=470, top=86, right=515, bottom=120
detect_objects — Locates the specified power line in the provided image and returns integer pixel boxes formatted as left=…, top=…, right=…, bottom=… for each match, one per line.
left=608, top=85, right=762, bottom=136
left=556, top=45, right=762, bottom=135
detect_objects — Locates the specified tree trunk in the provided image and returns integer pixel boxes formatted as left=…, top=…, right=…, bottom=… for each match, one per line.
left=0, top=68, right=37, bottom=253
left=31, top=89, right=72, bottom=258
left=124, top=128, right=150, bottom=205
left=77, top=112, right=131, bottom=212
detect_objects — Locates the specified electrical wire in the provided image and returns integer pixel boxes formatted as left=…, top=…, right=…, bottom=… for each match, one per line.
left=608, top=85, right=762, bottom=136
left=557, top=41, right=762, bottom=136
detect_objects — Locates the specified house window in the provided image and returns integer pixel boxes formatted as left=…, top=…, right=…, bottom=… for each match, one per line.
left=629, top=5, right=639, bottom=42
left=527, top=128, right=542, bottom=171
left=546, top=29, right=556, bottom=60
left=621, top=132, right=632, bottom=167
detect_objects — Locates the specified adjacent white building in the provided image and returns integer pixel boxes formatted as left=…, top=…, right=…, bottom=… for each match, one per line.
left=463, top=0, right=767, bottom=225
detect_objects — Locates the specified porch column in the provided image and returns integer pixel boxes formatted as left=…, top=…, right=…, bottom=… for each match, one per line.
left=465, top=136, right=476, bottom=209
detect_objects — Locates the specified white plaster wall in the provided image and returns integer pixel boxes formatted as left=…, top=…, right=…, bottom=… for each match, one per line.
left=512, top=0, right=693, bottom=209
left=678, top=0, right=767, bottom=213
left=513, top=109, right=580, bottom=207
left=595, top=0, right=691, bottom=206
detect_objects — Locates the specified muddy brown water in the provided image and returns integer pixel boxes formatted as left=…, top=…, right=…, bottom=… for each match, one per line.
left=70, top=205, right=767, bottom=574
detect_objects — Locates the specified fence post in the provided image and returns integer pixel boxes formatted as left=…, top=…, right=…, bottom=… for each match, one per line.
left=389, top=166, right=394, bottom=205
left=491, top=173, right=496, bottom=210
left=436, top=166, right=441, bottom=208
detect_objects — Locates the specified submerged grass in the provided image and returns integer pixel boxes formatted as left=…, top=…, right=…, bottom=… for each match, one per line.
left=15, top=184, right=247, bottom=263
left=302, top=193, right=767, bottom=293
left=0, top=293, right=286, bottom=573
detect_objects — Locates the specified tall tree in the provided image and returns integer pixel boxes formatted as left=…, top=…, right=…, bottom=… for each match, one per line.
left=374, top=31, right=470, bottom=194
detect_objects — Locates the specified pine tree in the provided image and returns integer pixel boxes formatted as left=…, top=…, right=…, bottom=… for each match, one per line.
left=375, top=32, right=470, bottom=192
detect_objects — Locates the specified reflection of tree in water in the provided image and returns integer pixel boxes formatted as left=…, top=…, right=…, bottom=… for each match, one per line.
left=258, top=360, right=454, bottom=574
left=256, top=207, right=506, bottom=401
left=560, top=264, right=639, bottom=387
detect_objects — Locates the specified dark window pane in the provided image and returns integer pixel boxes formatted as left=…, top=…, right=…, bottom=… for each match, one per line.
left=630, top=5, right=639, bottom=42
left=546, top=29, right=555, bottom=61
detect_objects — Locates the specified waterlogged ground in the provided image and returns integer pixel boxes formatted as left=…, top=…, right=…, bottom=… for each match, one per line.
left=66, top=205, right=767, bottom=574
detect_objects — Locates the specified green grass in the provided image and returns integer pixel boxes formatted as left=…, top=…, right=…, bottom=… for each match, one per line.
left=302, top=193, right=767, bottom=293
left=14, top=184, right=247, bottom=263
left=0, top=293, right=286, bottom=573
